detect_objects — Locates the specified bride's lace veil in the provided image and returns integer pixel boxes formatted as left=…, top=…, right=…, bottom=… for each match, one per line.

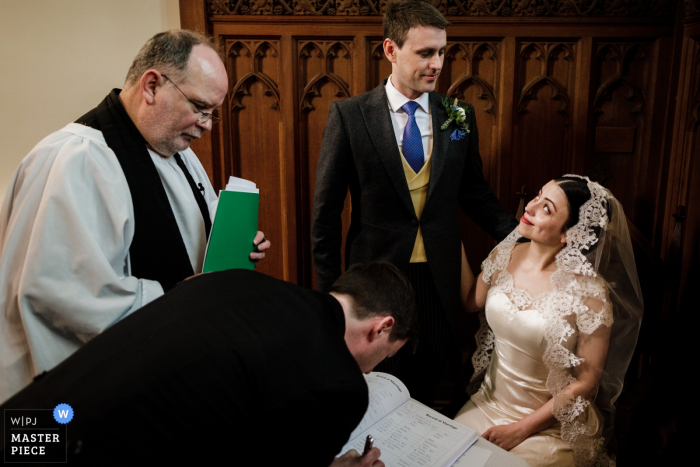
left=469, top=175, right=643, bottom=466
left=585, top=186, right=643, bottom=444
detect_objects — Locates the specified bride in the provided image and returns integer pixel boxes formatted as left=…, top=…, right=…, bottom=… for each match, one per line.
left=456, top=175, right=643, bottom=467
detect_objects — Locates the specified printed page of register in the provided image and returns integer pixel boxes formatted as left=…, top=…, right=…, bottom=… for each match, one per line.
left=341, top=373, right=478, bottom=467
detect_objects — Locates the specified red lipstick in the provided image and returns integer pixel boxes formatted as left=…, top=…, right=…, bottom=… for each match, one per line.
left=521, top=215, right=533, bottom=226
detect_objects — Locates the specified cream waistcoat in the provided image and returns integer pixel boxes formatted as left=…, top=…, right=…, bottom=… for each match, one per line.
left=401, top=151, right=432, bottom=263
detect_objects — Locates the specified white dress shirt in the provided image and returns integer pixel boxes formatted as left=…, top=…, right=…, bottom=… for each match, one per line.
left=0, top=123, right=217, bottom=403
left=385, top=75, right=433, bottom=160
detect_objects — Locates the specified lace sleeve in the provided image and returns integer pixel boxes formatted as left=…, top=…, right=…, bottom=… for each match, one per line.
left=481, top=228, right=520, bottom=284
left=576, top=276, right=614, bottom=335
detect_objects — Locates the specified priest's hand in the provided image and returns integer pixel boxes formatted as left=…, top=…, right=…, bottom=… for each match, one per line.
left=250, top=231, right=271, bottom=264
left=329, top=448, right=384, bottom=467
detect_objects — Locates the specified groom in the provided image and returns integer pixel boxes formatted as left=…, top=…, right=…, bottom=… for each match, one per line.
left=312, top=0, right=517, bottom=406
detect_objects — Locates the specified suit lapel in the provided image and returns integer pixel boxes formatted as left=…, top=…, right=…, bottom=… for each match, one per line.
left=360, top=82, right=415, bottom=217
left=427, top=91, right=451, bottom=203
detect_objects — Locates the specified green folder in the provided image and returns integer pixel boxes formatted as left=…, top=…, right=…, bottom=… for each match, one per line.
left=202, top=189, right=259, bottom=273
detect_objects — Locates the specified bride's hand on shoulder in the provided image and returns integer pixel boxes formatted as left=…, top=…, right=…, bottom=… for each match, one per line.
left=481, top=422, right=529, bottom=451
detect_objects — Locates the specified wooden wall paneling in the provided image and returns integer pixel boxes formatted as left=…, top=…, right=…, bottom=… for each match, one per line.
left=512, top=40, right=577, bottom=207
left=179, top=0, right=207, bottom=34
left=353, top=36, right=368, bottom=95
left=369, top=39, right=392, bottom=88
left=495, top=37, right=518, bottom=213
left=650, top=5, right=688, bottom=250
left=644, top=35, right=678, bottom=244
left=298, top=39, right=354, bottom=288
left=441, top=41, right=501, bottom=186
left=201, top=1, right=677, bottom=22
left=222, top=37, right=287, bottom=280
left=662, top=7, right=699, bottom=256
left=438, top=39, right=505, bottom=271
left=588, top=40, right=656, bottom=237
left=280, top=34, right=299, bottom=283
left=571, top=36, right=594, bottom=176
left=664, top=35, right=700, bottom=297
left=631, top=38, right=670, bottom=241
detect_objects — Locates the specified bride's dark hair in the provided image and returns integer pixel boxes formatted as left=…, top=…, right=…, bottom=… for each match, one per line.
left=555, top=176, right=613, bottom=254
left=555, top=176, right=591, bottom=229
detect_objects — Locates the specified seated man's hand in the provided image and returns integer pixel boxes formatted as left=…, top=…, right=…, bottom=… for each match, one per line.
left=329, top=448, right=383, bottom=467
left=249, top=231, right=271, bottom=264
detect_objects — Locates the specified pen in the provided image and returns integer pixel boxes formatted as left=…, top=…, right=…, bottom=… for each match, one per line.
left=363, top=435, right=374, bottom=456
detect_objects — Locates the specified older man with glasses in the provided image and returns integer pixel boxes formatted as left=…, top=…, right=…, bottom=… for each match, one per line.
left=0, top=30, right=271, bottom=404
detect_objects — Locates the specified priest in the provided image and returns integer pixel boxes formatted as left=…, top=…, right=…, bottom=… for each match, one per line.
left=0, top=30, right=270, bottom=404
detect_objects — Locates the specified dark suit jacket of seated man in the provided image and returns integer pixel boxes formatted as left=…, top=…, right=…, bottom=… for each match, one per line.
left=0, top=264, right=417, bottom=466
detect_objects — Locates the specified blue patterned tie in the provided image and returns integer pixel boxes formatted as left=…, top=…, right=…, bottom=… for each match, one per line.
left=401, top=101, right=424, bottom=174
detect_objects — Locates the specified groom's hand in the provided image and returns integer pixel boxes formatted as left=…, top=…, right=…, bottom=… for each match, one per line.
left=329, top=448, right=384, bottom=467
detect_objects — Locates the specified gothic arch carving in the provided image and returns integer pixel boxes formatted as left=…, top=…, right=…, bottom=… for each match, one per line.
left=230, top=73, right=280, bottom=110
left=518, top=42, right=574, bottom=116
left=228, top=40, right=280, bottom=111
left=518, top=76, right=570, bottom=115
left=593, top=76, right=645, bottom=115
left=298, top=41, right=352, bottom=111
left=593, top=43, right=649, bottom=115
left=447, top=75, right=497, bottom=115
left=300, top=75, right=350, bottom=111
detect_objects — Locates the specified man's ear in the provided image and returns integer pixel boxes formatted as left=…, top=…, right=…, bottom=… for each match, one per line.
left=368, top=316, right=395, bottom=343
left=383, top=38, right=398, bottom=64
left=140, top=70, right=162, bottom=105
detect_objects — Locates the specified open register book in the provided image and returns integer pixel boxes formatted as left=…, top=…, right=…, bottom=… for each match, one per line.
left=202, top=176, right=259, bottom=273
left=340, top=373, right=478, bottom=467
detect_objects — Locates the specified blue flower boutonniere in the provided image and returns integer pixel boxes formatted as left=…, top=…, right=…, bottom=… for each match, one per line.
left=450, top=129, right=467, bottom=141
left=440, top=97, right=470, bottom=136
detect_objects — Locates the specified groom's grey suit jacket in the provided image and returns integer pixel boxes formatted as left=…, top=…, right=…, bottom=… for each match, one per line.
left=312, top=81, right=516, bottom=330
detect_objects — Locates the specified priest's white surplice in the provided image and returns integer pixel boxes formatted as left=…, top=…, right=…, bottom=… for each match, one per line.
left=0, top=123, right=217, bottom=403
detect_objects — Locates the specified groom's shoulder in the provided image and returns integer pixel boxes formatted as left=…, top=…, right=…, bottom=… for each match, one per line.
left=334, top=81, right=387, bottom=113
left=336, top=93, right=366, bottom=109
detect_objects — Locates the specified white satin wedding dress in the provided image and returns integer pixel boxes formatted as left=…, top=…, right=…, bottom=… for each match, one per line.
left=454, top=269, right=603, bottom=467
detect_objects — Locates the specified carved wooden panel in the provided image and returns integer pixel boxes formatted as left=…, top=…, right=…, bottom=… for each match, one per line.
left=206, top=0, right=677, bottom=17
left=587, top=41, right=654, bottom=233
left=681, top=40, right=700, bottom=295
left=440, top=41, right=500, bottom=181
left=223, top=38, right=285, bottom=278
left=369, top=40, right=391, bottom=88
left=298, top=40, right=354, bottom=287
left=691, top=43, right=700, bottom=132
left=682, top=41, right=700, bottom=287
left=511, top=42, right=576, bottom=207
left=667, top=37, right=700, bottom=296
left=438, top=41, right=503, bottom=271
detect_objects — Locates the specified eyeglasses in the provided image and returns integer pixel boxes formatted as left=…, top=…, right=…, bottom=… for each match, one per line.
left=161, top=74, right=222, bottom=124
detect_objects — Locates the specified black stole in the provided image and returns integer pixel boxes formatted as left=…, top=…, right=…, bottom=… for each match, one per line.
left=76, top=89, right=211, bottom=291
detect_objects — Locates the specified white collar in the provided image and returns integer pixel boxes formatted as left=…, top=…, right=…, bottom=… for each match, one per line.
left=385, top=75, right=430, bottom=115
